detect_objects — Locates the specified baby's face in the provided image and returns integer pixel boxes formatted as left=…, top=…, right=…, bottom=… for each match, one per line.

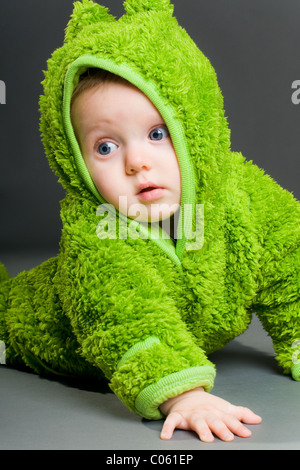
left=71, top=80, right=181, bottom=222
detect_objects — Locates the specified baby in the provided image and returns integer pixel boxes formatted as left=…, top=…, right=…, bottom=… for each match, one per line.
left=70, top=68, right=261, bottom=441
left=0, top=0, right=299, bottom=443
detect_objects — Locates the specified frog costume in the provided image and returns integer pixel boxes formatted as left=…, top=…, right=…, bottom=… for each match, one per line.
left=1, top=0, right=299, bottom=420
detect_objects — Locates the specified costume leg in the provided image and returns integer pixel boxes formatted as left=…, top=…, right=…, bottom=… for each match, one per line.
left=1, top=258, right=99, bottom=379
left=254, top=248, right=300, bottom=380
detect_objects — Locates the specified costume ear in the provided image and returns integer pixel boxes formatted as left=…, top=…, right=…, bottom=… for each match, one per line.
left=65, top=0, right=115, bottom=42
left=124, top=0, right=174, bottom=16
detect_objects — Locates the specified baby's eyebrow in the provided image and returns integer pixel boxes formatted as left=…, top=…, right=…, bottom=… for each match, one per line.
left=82, top=121, right=113, bottom=139
left=88, top=118, right=114, bottom=131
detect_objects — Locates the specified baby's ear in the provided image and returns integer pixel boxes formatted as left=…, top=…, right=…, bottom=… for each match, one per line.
left=65, top=0, right=115, bottom=42
left=124, top=0, right=174, bottom=16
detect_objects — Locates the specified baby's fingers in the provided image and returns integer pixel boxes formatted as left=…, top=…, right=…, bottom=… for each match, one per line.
left=234, top=406, right=262, bottom=425
left=160, top=412, right=183, bottom=440
left=195, top=413, right=253, bottom=442
left=160, top=406, right=262, bottom=442
left=161, top=412, right=215, bottom=443
left=221, top=414, right=253, bottom=439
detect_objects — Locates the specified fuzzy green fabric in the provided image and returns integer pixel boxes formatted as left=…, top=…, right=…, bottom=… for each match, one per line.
left=0, top=0, right=299, bottom=419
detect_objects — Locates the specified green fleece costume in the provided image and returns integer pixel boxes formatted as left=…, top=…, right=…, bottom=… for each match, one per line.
left=0, top=0, right=299, bottom=419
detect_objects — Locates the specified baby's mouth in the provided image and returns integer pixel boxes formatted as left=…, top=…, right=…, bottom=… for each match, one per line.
left=139, top=186, right=158, bottom=193
left=137, top=182, right=164, bottom=201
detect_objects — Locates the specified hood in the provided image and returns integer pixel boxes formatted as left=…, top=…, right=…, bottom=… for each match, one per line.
left=39, top=0, right=231, bottom=259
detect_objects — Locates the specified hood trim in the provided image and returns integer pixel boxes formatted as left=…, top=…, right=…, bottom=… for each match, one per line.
left=63, top=54, right=196, bottom=263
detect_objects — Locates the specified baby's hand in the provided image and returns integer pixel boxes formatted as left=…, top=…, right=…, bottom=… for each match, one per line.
left=159, top=387, right=262, bottom=442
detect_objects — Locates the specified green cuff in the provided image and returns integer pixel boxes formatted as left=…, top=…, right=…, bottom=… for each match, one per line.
left=291, top=363, right=300, bottom=381
left=134, top=365, right=216, bottom=420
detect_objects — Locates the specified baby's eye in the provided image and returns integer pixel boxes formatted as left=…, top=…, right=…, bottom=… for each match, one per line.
left=97, top=141, right=118, bottom=156
left=149, top=127, right=169, bottom=141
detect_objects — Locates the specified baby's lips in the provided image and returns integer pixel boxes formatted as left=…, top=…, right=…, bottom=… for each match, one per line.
left=137, top=187, right=165, bottom=201
left=137, top=181, right=159, bottom=194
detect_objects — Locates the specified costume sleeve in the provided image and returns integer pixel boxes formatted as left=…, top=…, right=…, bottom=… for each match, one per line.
left=56, top=199, right=216, bottom=420
left=244, top=161, right=300, bottom=380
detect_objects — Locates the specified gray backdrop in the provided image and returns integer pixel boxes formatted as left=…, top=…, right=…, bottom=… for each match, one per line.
left=0, top=0, right=299, bottom=253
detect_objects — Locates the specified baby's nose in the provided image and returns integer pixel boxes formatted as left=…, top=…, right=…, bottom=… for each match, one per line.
left=125, top=148, right=151, bottom=174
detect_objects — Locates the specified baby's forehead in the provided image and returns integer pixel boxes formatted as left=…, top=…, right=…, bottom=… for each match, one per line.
left=71, top=80, right=168, bottom=146
left=74, top=79, right=165, bottom=123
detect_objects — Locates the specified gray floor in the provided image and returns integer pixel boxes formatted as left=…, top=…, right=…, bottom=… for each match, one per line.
left=1, top=252, right=300, bottom=450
